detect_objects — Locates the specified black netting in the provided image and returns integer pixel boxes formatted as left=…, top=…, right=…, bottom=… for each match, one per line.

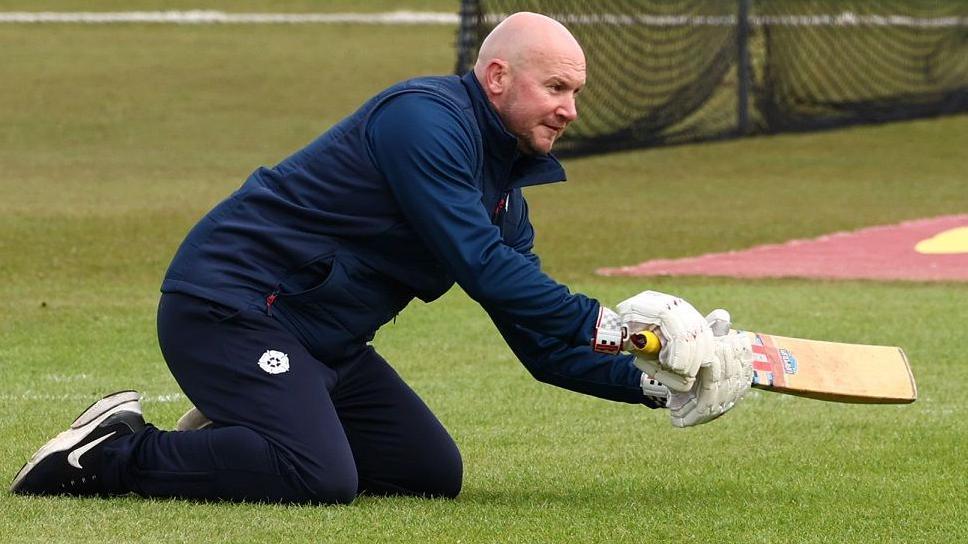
left=455, top=0, right=968, bottom=157
left=754, top=1, right=968, bottom=132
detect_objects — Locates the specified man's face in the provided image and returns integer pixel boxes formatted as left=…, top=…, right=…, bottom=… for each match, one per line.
left=499, top=53, right=586, bottom=155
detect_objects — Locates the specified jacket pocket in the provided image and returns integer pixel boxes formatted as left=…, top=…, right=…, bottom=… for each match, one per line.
left=206, top=300, right=243, bottom=323
left=275, top=252, right=404, bottom=340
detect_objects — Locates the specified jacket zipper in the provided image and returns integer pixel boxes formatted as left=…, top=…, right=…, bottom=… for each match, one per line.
left=265, top=291, right=279, bottom=316
left=493, top=191, right=510, bottom=221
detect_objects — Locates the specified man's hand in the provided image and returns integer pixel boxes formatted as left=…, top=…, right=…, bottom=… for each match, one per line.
left=668, top=313, right=754, bottom=428
left=616, top=291, right=715, bottom=392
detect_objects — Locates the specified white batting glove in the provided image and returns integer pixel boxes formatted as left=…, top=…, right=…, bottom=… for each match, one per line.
left=590, top=300, right=710, bottom=377
left=668, top=310, right=754, bottom=428
left=617, top=291, right=715, bottom=392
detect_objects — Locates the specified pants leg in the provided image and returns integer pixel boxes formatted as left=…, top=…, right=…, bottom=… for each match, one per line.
left=103, top=293, right=358, bottom=504
left=330, top=349, right=463, bottom=499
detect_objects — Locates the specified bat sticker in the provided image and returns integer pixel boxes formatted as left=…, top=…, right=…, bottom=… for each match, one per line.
left=779, top=349, right=798, bottom=375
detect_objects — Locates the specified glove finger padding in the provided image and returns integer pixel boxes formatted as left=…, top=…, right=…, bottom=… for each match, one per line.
left=632, top=359, right=694, bottom=392
left=618, top=291, right=715, bottom=391
left=705, top=308, right=731, bottom=337
left=669, top=331, right=754, bottom=428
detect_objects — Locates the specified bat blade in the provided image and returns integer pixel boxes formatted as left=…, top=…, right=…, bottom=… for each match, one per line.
left=745, top=331, right=917, bottom=404
left=628, top=330, right=917, bottom=404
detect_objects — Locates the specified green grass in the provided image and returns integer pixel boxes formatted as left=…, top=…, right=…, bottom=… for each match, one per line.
left=1, top=15, right=967, bottom=544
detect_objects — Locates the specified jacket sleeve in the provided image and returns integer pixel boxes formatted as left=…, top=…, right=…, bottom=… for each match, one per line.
left=366, top=93, right=599, bottom=348
left=485, top=307, right=654, bottom=405
left=488, top=190, right=655, bottom=405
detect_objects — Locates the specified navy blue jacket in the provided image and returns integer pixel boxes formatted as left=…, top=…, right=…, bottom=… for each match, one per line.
left=162, top=72, right=649, bottom=404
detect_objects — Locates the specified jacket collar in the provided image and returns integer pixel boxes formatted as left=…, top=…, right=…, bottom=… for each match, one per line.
left=460, top=71, right=567, bottom=188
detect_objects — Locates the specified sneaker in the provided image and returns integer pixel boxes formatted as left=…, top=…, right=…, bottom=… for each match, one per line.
left=175, top=405, right=213, bottom=431
left=10, top=390, right=146, bottom=496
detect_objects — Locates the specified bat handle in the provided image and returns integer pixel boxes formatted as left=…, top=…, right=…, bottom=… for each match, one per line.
left=628, top=330, right=661, bottom=359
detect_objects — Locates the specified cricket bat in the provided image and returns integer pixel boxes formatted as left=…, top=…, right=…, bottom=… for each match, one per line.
left=628, top=330, right=917, bottom=404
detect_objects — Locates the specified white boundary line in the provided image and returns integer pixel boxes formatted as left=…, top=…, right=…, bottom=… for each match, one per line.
left=0, top=10, right=965, bottom=27
left=0, top=10, right=459, bottom=24
left=1, top=392, right=185, bottom=403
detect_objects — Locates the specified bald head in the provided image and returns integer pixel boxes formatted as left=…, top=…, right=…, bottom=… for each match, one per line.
left=474, top=12, right=584, bottom=78
left=472, top=13, right=586, bottom=155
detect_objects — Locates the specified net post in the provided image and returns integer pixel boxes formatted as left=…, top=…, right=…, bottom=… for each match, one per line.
left=736, top=0, right=752, bottom=135
left=454, top=0, right=482, bottom=74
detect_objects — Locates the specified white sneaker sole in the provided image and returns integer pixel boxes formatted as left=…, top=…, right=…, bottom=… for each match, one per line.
left=10, top=391, right=143, bottom=492
left=175, top=406, right=213, bottom=431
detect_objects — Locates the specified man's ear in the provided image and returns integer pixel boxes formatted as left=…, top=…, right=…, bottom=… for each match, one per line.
left=483, top=59, right=510, bottom=97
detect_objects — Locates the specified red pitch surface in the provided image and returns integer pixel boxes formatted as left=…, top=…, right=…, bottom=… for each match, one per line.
left=598, top=215, right=968, bottom=282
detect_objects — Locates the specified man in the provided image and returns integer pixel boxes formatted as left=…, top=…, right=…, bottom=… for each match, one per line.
left=11, top=13, right=752, bottom=504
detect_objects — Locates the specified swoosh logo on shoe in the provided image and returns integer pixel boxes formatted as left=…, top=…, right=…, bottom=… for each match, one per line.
left=67, top=431, right=116, bottom=469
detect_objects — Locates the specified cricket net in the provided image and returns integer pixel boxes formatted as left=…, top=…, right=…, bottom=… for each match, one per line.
left=454, top=0, right=968, bottom=156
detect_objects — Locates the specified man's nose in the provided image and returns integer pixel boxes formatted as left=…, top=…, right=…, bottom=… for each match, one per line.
left=557, top=96, right=578, bottom=122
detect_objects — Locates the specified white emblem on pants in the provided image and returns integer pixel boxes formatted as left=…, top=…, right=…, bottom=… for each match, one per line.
left=258, top=350, right=290, bottom=374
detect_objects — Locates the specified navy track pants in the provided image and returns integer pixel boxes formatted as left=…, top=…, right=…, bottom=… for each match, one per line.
left=103, top=292, right=462, bottom=504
